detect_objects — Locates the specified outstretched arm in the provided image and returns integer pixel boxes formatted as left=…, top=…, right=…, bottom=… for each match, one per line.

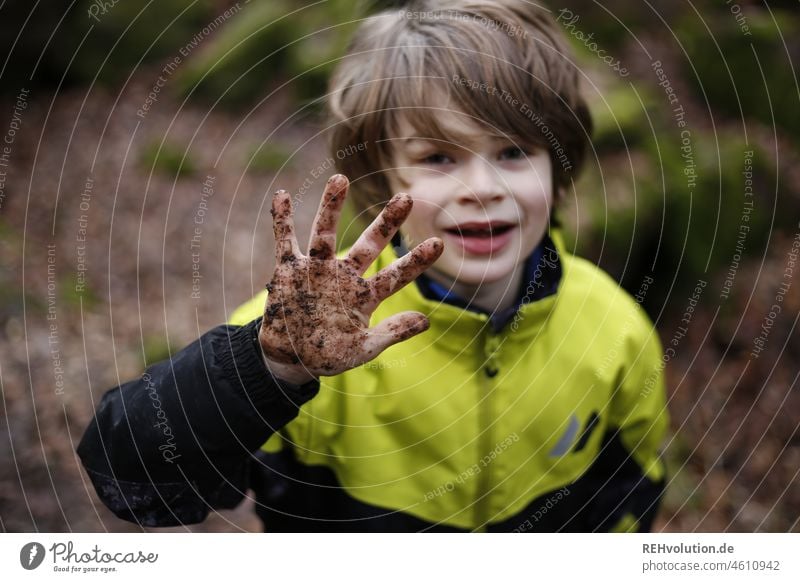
left=78, top=174, right=443, bottom=527
left=76, top=318, right=318, bottom=527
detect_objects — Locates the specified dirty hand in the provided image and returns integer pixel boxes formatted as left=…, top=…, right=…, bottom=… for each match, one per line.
left=258, top=174, right=443, bottom=384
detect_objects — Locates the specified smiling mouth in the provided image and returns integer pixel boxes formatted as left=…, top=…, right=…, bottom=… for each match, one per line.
left=443, top=222, right=515, bottom=238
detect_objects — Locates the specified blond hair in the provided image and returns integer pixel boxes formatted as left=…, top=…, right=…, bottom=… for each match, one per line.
left=327, top=0, right=592, bottom=220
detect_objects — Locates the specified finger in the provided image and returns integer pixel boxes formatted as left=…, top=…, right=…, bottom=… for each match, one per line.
left=367, top=237, right=444, bottom=305
left=343, top=192, right=413, bottom=275
left=307, top=174, right=349, bottom=260
left=271, top=189, right=301, bottom=264
left=362, top=311, right=430, bottom=359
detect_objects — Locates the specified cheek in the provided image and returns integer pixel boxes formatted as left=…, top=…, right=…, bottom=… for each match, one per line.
left=517, top=182, right=554, bottom=216
left=398, top=209, right=432, bottom=246
left=515, top=162, right=553, bottom=206
left=409, top=199, right=447, bottom=231
left=529, top=193, right=553, bottom=214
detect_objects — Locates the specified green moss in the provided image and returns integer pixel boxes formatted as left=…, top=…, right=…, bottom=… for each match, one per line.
left=246, top=143, right=292, bottom=173
left=173, top=1, right=294, bottom=107
left=568, top=115, right=782, bottom=312
left=678, top=8, right=800, bottom=144
left=590, top=85, right=655, bottom=152
left=63, top=273, right=101, bottom=310
left=141, top=334, right=174, bottom=368
left=140, top=140, right=196, bottom=178
left=174, top=0, right=360, bottom=108
left=55, top=1, right=215, bottom=88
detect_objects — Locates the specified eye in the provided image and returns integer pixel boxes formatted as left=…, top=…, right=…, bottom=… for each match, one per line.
left=420, top=153, right=454, bottom=165
left=498, top=146, right=529, bottom=161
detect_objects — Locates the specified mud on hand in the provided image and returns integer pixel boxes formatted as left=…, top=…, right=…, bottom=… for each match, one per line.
left=259, top=174, right=443, bottom=379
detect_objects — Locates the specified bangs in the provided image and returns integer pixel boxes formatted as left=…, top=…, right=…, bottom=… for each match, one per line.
left=378, top=20, right=556, bottom=150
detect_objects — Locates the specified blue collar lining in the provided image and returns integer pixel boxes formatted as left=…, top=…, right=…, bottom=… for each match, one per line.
left=410, top=234, right=562, bottom=332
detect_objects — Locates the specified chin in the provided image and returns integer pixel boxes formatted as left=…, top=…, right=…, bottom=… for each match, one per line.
left=444, top=260, right=518, bottom=287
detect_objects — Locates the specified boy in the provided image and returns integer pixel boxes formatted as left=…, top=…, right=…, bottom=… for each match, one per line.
left=78, top=0, right=668, bottom=532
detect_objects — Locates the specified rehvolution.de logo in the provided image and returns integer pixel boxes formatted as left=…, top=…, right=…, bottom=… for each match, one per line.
left=20, top=542, right=46, bottom=570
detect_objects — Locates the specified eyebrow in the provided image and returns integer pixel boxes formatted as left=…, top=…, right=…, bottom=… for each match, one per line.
left=396, top=137, right=452, bottom=149
left=400, top=134, right=510, bottom=148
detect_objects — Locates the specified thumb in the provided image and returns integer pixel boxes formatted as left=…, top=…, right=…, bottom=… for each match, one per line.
left=362, top=311, right=430, bottom=360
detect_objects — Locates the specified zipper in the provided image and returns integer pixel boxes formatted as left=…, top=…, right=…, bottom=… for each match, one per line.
left=474, top=327, right=501, bottom=531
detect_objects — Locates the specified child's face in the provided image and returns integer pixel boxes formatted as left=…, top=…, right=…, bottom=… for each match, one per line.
left=389, top=113, right=553, bottom=288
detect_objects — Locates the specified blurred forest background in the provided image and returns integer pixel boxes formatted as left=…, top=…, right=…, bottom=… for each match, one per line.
left=0, top=0, right=798, bottom=532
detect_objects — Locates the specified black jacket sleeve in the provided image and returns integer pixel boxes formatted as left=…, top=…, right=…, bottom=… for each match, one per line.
left=578, top=430, right=666, bottom=532
left=77, top=318, right=319, bottom=527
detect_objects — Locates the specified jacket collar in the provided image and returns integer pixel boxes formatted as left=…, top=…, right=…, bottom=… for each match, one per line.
left=375, top=230, right=567, bottom=343
left=413, top=233, right=561, bottom=332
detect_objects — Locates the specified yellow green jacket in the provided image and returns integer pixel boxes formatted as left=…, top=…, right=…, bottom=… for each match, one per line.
left=225, top=234, right=669, bottom=532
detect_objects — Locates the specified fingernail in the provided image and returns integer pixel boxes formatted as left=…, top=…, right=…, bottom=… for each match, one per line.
left=394, top=193, right=412, bottom=207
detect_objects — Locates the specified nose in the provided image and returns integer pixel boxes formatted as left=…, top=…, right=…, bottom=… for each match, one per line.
left=458, top=156, right=505, bottom=205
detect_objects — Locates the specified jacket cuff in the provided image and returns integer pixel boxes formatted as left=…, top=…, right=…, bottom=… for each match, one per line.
left=218, top=318, right=320, bottom=413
